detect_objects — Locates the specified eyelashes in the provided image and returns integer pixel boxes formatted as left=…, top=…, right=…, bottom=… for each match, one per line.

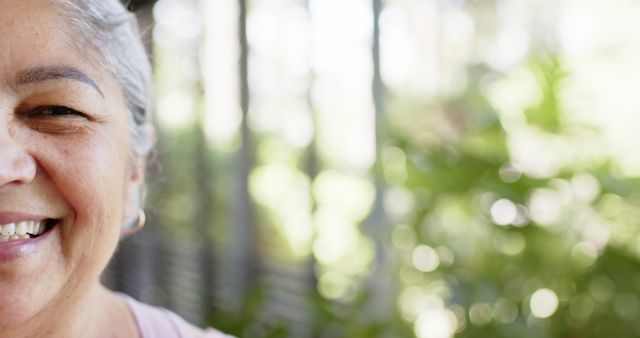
left=25, top=105, right=92, bottom=120
left=16, top=104, right=99, bottom=135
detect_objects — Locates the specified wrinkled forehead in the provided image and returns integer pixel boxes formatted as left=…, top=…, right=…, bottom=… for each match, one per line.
left=0, top=0, right=73, bottom=49
left=0, top=0, right=105, bottom=86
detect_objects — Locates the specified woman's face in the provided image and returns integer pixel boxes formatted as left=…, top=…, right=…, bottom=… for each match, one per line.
left=0, top=0, right=142, bottom=328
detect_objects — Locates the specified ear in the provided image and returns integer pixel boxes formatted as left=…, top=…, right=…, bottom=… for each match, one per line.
left=121, top=155, right=146, bottom=236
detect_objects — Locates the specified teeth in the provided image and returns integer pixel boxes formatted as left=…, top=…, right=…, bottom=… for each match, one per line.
left=0, top=220, right=47, bottom=242
left=16, top=222, right=28, bottom=236
left=2, top=224, right=15, bottom=237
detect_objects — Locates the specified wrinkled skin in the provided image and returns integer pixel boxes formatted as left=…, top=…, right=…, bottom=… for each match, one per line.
left=0, top=0, right=143, bottom=337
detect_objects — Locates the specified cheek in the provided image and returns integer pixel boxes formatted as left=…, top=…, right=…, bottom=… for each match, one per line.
left=51, top=138, right=131, bottom=273
left=32, top=132, right=131, bottom=244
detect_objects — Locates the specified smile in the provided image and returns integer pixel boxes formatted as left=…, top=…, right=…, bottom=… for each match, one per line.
left=0, top=220, right=52, bottom=242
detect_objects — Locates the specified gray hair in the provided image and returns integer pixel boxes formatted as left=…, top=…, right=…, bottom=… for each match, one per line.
left=57, top=0, right=155, bottom=157
left=56, top=0, right=155, bottom=226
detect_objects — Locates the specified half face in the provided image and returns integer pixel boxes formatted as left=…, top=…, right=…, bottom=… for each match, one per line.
left=0, top=0, right=142, bottom=329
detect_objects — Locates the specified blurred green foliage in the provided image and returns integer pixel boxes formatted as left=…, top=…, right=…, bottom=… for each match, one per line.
left=146, top=1, right=640, bottom=337
left=179, top=54, right=640, bottom=338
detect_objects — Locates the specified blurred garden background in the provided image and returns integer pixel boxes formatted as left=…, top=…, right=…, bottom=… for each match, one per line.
left=104, top=0, right=640, bottom=337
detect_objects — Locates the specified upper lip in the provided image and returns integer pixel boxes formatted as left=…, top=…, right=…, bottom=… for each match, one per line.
left=0, top=212, right=50, bottom=225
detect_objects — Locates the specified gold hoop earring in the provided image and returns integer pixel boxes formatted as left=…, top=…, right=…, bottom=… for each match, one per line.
left=132, top=209, right=146, bottom=232
left=122, top=210, right=146, bottom=237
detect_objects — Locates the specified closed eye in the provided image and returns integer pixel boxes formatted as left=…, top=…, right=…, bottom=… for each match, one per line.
left=26, top=106, right=91, bottom=120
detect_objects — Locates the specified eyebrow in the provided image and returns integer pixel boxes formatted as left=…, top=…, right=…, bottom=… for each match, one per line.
left=15, top=65, right=104, bottom=97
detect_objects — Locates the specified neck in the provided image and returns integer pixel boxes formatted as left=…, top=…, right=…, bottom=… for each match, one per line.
left=0, top=283, right=136, bottom=338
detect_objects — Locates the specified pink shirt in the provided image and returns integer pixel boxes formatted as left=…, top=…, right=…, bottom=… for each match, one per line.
left=120, top=294, right=235, bottom=338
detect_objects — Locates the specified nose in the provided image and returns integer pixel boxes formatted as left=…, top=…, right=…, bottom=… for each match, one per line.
left=0, top=125, right=36, bottom=185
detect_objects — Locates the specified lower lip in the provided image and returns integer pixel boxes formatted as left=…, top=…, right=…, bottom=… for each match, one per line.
left=0, top=224, right=55, bottom=262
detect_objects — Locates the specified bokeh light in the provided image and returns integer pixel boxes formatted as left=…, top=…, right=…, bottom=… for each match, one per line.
left=141, top=0, right=640, bottom=336
left=530, top=289, right=560, bottom=319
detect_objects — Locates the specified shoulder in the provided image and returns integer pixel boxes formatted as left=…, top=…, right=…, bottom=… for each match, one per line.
left=119, top=293, right=235, bottom=338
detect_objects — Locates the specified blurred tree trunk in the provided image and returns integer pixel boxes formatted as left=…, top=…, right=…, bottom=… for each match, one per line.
left=220, top=0, right=259, bottom=312
left=193, top=0, right=215, bottom=317
left=365, top=0, right=395, bottom=321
